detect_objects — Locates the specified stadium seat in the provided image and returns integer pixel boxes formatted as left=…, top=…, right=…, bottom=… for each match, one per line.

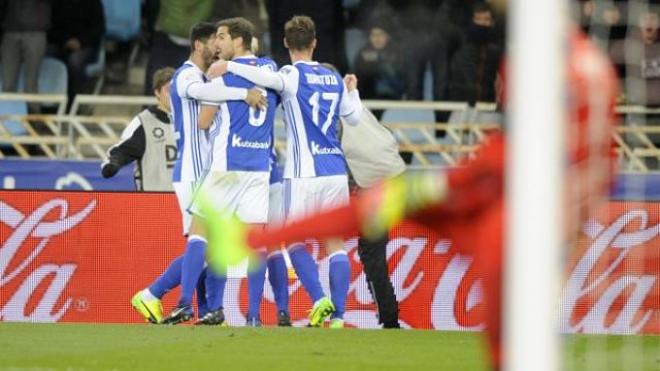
left=102, top=0, right=141, bottom=42
left=0, top=58, right=67, bottom=94
left=37, top=58, right=68, bottom=95
left=0, top=100, right=28, bottom=138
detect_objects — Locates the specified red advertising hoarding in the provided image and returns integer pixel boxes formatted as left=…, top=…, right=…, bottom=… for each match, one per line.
left=0, top=191, right=657, bottom=333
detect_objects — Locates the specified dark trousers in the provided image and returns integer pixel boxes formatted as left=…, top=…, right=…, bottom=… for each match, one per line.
left=357, top=233, right=400, bottom=328
left=1, top=32, right=46, bottom=94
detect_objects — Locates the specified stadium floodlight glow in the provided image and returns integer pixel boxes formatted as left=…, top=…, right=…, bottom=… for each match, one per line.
left=506, top=0, right=566, bottom=370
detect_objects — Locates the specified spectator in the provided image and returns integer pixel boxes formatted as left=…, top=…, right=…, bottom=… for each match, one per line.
left=446, top=2, right=503, bottom=131
left=101, top=67, right=176, bottom=192
left=211, top=1, right=265, bottom=35
left=143, top=0, right=215, bottom=95
left=579, top=0, right=628, bottom=43
left=384, top=0, right=444, bottom=101
left=48, top=0, right=104, bottom=101
left=353, top=17, right=405, bottom=120
left=610, top=10, right=660, bottom=106
left=266, top=0, right=348, bottom=73
left=0, top=0, right=51, bottom=101
left=610, top=9, right=660, bottom=155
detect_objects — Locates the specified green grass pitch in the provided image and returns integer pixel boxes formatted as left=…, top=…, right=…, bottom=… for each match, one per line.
left=1, top=323, right=658, bottom=370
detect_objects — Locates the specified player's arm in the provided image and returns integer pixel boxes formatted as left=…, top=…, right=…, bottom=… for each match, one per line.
left=242, top=169, right=446, bottom=249
left=101, top=117, right=145, bottom=178
left=407, top=134, right=505, bottom=228
left=208, top=135, right=502, bottom=272
left=186, top=79, right=248, bottom=103
left=198, top=105, right=219, bottom=130
left=196, top=87, right=267, bottom=130
left=208, top=60, right=297, bottom=96
left=178, top=68, right=265, bottom=107
left=339, top=74, right=363, bottom=126
left=246, top=134, right=505, bottom=246
left=226, top=61, right=284, bottom=92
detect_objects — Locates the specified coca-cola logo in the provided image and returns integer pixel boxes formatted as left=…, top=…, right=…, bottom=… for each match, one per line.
left=0, top=198, right=96, bottom=322
left=0, top=192, right=656, bottom=335
left=561, top=209, right=658, bottom=334
left=230, top=209, right=658, bottom=334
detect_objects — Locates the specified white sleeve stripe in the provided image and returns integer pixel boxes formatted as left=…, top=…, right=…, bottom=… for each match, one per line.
left=187, top=100, right=199, bottom=179
left=277, top=74, right=287, bottom=94
left=285, top=100, right=303, bottom=178
left=120, top=116, right=142, bottom=140
left=284, top=101, right=300, bottom=177
left=190, top=101, right=203, bottom=179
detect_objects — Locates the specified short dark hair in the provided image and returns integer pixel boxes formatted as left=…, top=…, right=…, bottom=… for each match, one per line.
left=189, top=22, right=217, bottom=52
left=284, top=15, right=315, bottom=51
left=473, top=2, right=492, bottom=15
left=152, top=67, right=175, bottom=92
left=216, top=17, right=254, bottom=51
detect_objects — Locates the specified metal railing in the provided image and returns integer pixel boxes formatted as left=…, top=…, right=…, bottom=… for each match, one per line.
left=1, top=93, right=659, bottom=172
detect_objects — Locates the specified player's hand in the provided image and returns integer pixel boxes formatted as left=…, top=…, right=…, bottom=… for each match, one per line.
left=207, top=60, right=229, bottom=78
left=344, top=74, right=358, bottom=91
left=64, top=38, right=81, bottom=51
left=101, top=160, right=119, bottom=178
left=245, top=88, right=268, bottom=110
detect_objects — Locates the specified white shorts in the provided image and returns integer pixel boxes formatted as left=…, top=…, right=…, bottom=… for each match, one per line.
left=172, top=181, right=195, bottom=235
left=267, top=182, right=284, bottom=229
left=191, top=170, right=269, bottom=224
left=283, top=175, right=349, bottom=223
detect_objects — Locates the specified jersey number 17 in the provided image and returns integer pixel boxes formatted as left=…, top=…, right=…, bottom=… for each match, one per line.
left=308, top=92, right=339, bottom=135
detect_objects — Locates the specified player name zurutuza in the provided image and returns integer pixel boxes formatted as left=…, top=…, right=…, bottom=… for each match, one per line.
left=304, top=73, right=339, bottom=86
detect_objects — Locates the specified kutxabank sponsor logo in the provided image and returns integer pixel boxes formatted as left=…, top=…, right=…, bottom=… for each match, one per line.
left=231, top=134, right=269, bottom=149
left=0, top=198, right=96, bottom=322
left=311, top=141, right=342, bottom=156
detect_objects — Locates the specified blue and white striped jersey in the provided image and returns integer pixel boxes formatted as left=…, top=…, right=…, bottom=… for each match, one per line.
left=170, top=61, right=212, bottom=183
left=278, top=61, right=359, bottom=178
left=269, top=140, right=282, bottom=185
left=208, top=56, right=278, bottom=172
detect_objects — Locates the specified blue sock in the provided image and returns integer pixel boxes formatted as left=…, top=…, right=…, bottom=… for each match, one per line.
left=178, top=236, right=207, bottom=307
left=149, top=255, right=183, bottom=298
left=329, top=251, right=350, bottom=319
left=204, top=269, right=227, bottom=311
left=288, top=244, right=324, bottom=303
left=247, top=250, right=267, bottom=319
left=196, top=268, right=209, bottom=317
left=267, top=252, right=289, bottom=313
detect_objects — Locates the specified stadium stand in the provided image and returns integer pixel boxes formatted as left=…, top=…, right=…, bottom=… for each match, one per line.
left=0, top=58, right=68, bottom=95
left=1, top=93, right=659, bottom=172
left=102, top=0, right=142, bottom=42
left=0, top=99, right=27, bottom=137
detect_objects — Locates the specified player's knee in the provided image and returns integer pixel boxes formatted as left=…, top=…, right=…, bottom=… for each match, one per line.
left=325, top=238, right=345, bottom=254
left=267, top=249, right=283, bottom=259
left=189, top=215, right=207, bottom=238
left=285, top=242, right=306, bottom=253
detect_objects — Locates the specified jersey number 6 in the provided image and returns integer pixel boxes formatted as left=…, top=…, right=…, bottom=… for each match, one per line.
left=248, top=88, right=268, bottom=127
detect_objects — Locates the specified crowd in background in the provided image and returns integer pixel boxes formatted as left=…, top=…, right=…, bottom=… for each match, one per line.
left=0, top=0, right=658, bottom=111
left=0, top=0, right=105, bottom=105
